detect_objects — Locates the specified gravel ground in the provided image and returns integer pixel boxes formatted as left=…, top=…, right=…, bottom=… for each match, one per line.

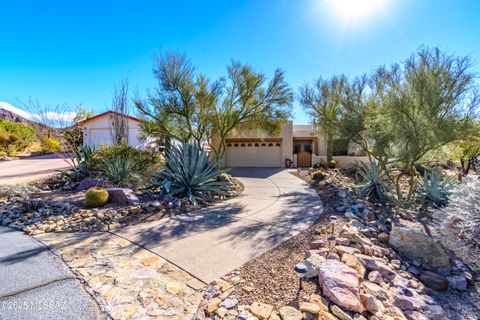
left=230, top=169, right=480, bottom=319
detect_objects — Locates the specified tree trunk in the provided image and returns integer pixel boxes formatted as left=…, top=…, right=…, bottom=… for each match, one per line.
left=327, top=131, right=333, bottom=163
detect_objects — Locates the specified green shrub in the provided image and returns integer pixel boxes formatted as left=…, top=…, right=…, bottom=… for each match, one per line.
left=93, top=145, right=163, bottom=188
left=417, top=171, right=455, bottom=208
left=356, top=160, right=390, bottom=204
left=41, top=138, right=61, bottom=153
left=312, top=170, right=327, bottom=181
left=153, top=144, right=227, bottom=205
left=328, top=159, right=337, bottom=169
left=85, top=187, right=109, bottom=207
left=0, top=120, right=36, bottom=155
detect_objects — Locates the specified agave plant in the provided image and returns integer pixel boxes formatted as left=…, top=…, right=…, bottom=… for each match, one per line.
left=355, top=160, right=390, bottom=204
left=97, top=155, right=144, bottom=188
left=153, top=144, right=228, bottom=205
left=417, top=170, right=455, bottom=208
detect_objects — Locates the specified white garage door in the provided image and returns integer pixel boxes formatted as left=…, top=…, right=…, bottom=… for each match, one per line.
left=88, top=129, right=112, bottom=148
left=225, top=141, right=282, bottom=167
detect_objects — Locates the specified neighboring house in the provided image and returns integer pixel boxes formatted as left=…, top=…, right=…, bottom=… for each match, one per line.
left=77, top=111, right=165, bottom=150
left=221, top=121, right=367, bottom=168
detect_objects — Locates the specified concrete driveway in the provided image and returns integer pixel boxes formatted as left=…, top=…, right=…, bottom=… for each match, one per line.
left=0, top=227, right=103, bottom=320
left=112, top=168, right=323, bottom=283
left=0, top=154, right=71, bottom=184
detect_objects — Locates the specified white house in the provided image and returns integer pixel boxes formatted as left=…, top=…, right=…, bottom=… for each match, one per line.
left=77, top=111, right=146, bottom=150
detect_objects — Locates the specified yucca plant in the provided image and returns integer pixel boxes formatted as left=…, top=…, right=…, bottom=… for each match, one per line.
left=355, top=160, right=390, bottom=204
left=63, top=145, right=95, bottom=182
left=417, top=170, right=455, bottom=208
left=152, top=144, right=228, bottom=205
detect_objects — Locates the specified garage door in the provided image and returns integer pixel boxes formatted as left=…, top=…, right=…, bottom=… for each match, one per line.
left=225, top=141, right=282, bottom=167
left=88, top=129, right=112, bottom=148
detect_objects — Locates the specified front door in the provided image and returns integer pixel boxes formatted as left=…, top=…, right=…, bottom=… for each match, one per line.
left=297, top=151, right=311, bottom=167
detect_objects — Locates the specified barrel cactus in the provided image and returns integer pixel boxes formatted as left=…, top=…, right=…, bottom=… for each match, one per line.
left=312, top=170, right=327, bottom=181
left=85, top=187, right=109, bottom=208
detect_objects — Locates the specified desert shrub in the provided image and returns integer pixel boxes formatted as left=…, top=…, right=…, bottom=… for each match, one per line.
left=85, top=187, right=109, bottom=207
left=313, top=162, right=326, bottom=169
left=328, top=159, right=337, bottom=169
left=0, top=184, right=39, bottom=199
left=435, top=178, right=480, bottom=268
left=312, top=170, right=327, bottom=181
left=93, top=145, right=163, bottom=188
left=355, top=160, right=390, bottom=204
left=417, top=171, right=455, bottom=208
left=153, top=144, right=227, bottom=205
left=41, top=137, right=62, bottom=153
left=0, top=120, right=36, bottom=155
left=63, top=145, right=96, bottom=182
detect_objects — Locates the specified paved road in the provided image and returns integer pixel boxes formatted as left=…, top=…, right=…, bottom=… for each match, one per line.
left=0, top=154, right=71, bottom=184
left=113, top=168, right=323, bottom=283
left=0, top=227, right=103, bottom=320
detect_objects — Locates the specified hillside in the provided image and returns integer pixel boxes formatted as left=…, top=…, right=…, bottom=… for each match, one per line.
left=0, top=108, right=32, bottom=124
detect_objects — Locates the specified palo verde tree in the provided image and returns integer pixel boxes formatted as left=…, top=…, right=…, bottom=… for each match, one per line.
left=301, top=47, right=479, bottom=203
left=299, top=75, right=347, bottom=162
left=136, top=51, right=294, bottom=159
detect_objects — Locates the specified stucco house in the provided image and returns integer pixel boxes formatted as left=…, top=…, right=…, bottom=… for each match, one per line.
left=77, top=111, right=165, bottom=150
left=221, top=121, right=367, bottom=168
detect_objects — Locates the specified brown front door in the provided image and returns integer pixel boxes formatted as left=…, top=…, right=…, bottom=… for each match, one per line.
left=297, top=151, right=311, bottom=167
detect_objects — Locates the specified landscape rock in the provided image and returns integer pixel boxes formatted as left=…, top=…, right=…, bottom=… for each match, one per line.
left=279, top=306, right=302, bottom=320
left=304, top=253, right=326, bottom=278
left=423, top=304, right=446, bottom=319
left=107, top=188, right=140, bottom=205
left=318, top=260, right=362, bottom=313
left=447, top=275, right=467, bottom=291
left=419, top=271, right=449, bottom=291
left=388, top=227, right=450, bottom=270
left=249, top=302, right=273, bottom=319
left=360, top=293, right=383, bottom=314
left=309, top=294, right=329, bottom=312
left=299, top=302, right=321, bottom=315
left=330, top=305, right=353, bottom=320
left=77, top=177, right=109, bottom=191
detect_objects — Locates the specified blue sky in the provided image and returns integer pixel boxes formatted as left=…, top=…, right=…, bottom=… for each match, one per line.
left=1, top=0, right=479, bottom=123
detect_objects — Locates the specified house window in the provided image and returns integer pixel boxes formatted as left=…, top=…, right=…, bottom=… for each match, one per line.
left=304, top=144, right=312, bottom=154
left=294, top=143, right=301, bottom=154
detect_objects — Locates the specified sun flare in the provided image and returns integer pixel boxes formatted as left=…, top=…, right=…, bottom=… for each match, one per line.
left=324, top=0, right=387, bottom=27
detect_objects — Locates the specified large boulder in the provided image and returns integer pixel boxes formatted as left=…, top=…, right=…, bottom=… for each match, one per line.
left=318, top=260, right=363, bottom=313
left=77, top=178, right=109, bottom=191
left=388, top=227, right=450, bottom=271
left=107, top=188, right=140, bottom=206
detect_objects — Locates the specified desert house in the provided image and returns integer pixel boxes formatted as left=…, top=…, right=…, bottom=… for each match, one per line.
left=221, top=121, right=367, bottom=168
left=77, top=113, right=365, bottom=168
left=76, top=111, right=167, bottom=151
